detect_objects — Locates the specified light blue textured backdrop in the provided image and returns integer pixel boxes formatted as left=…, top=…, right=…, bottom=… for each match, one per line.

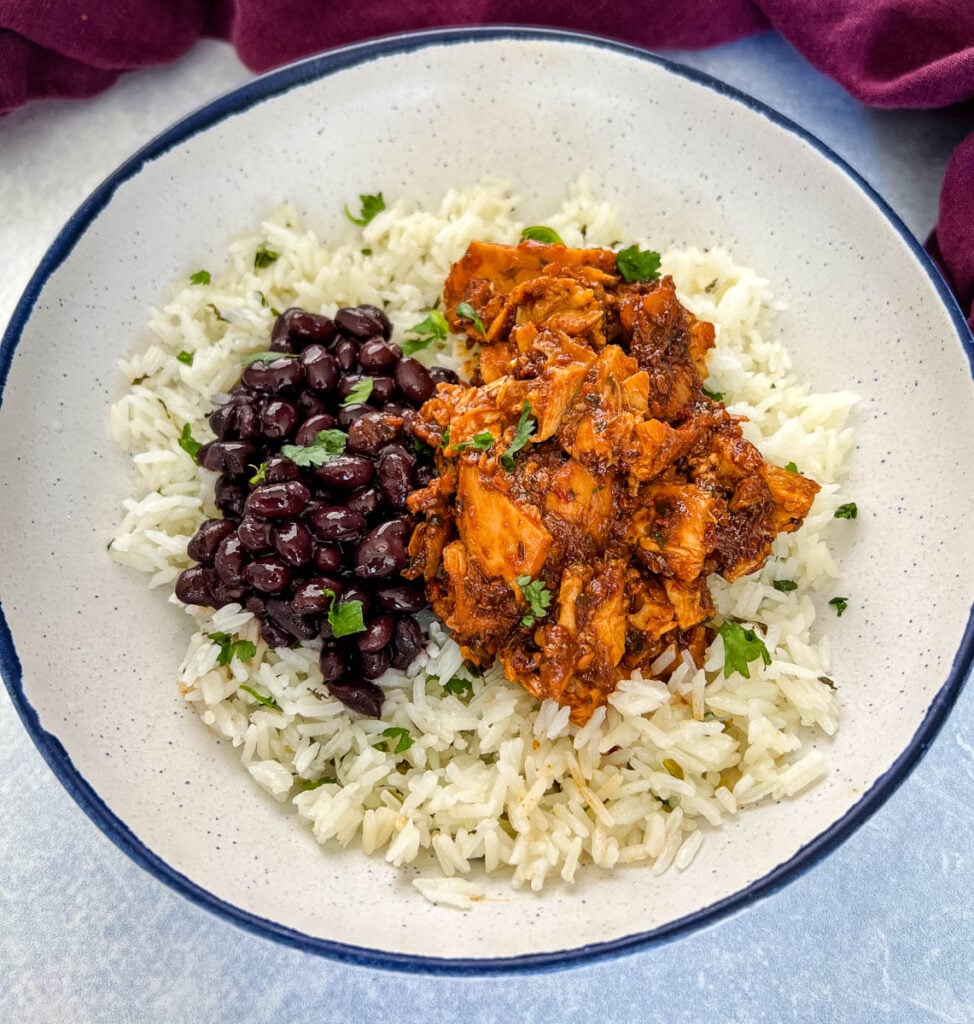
left=1, top=31, right=972, bottom=1024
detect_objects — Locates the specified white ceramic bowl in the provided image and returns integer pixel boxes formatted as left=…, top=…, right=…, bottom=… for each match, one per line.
left=1, top=28, right=972, bottom=972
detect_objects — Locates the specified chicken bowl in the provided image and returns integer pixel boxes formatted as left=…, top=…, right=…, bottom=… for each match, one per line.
left=1, top=29, right=972, bottom=971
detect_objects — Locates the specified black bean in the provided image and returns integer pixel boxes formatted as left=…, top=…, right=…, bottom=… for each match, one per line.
left=394, top=357, right=435, bottom=405
left=175, top=566, right=213, bottom=606
left=272, top=520, right=313, bottom=566
left=357, top=614, right=394, bottom=653
left=245, top=594, right=267, bottom=617
left=265, top=598, right=319, bottom=641
left=378, top=442, right=416, bottom=465
left=264, top=454, right=300, bottom=483
left=270, top=308, right=303, bottom=352
left=312, top=544, right=342, bottom=573
left=261, top=399, right=299, bottom=440
left=327, top=679, right=384, bottom=717
left=319, top=644, right=347, bottom=684
left=297, top=390, right=329, bottom=420
left=376, top=449, right=415, bottom=510
left=346, top=485, right=382, bottom=519
left=382, top=401, right=417, bottom=432
left=338, top=373, right=374, bottom=403
left=429, top=366, right=460, bottom=386
left=245, top=480, right=311, bottom=519
left=241, top=357, right=305, bottom=393
left=214, top=477, right=246, bottom=519
left=341, top=584, right=372, bottom=617
left=369, top=376, right=396, bottom=406
left=333, top=337, right=360, bottom=372
left=414, top=462, right=436, bottom=488
left=187, top=518, right=236, bottom=565
left=345, top=412, right=399, bottom=457
left=199, top=440, right=258, bottom=476
left=260, top=617, right=294, bottom=648
left=286, top=310, right=338, bottom=346
left=244, top=558, right=292, bottom=594
left=209, top=398, right=262, bottom=441
left=358, top=338, right=400, bottom=372
left=360, top=648, right=391, bottom=680
left=237, top=515, right=274, bottom=553
left=374, top=582, right=428, bottom=614
left=337, top=403, right=371, bottom=429
left=214, top=533, right=248, bottom=586
left=354, top=519, right=411, bottom=579
left=295, top=413, right=338, bottom=447
left=301, top=345, right=340, bottom=394
left=336, top=306, right=386, bottom=340
left=208, top=401, right=238, bottom=440
left=314, top=454, right=374, bottom=490
left=210, top=576, right=249, bottom=606
left=307, top=505, right=366, bottom=543
left=293, top=577, right=343, bottom=613
left=391, top=617, right=425, bottom=669
left=356, top=304, right=393, bottom=339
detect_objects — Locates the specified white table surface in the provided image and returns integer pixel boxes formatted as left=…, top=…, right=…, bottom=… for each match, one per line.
left=2, top=31, right=973, bottom=1024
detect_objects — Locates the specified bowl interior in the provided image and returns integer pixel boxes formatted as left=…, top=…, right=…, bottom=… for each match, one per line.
left=1, top=32, right=972, bottom=967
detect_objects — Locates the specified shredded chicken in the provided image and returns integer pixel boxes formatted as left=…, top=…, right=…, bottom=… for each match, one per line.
left=406, top=241, right=819, bottom=723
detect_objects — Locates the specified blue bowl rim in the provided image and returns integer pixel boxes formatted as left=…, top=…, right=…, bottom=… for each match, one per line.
left=1, top=25, right=972, bottom=976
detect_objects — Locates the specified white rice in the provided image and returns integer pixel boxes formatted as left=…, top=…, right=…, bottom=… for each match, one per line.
left=108, top=179, right=858, bottom=894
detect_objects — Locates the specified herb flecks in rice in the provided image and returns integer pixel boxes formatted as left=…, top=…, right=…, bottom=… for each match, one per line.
left=108, top=180, right=858, bottom=893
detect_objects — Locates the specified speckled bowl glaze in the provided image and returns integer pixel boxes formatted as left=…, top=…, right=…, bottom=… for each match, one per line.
left=1, top=29, right=972, bottom=973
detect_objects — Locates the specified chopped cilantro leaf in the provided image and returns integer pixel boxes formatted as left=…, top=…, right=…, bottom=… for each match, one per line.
left=517, top=574, right=553, bottom=628
left=189, top=270, right=210, bottom=285
left=249, top=462, right=267, bottom=485
left=829, top=596, right=849, bottom=616
left=402, top=310, right=448, bottom=356
left=411, top=437, right=434, bottom=458
left=342, top=377, right=374, bottom=406
left=520, top=226, right=564, bottom=245
left=717, top=621, right=772, bottom=679
left=701, top=385, right=724, bottom=402
left=501, top=401, right=536, bottom=471
left=834, top=503, right=858, bottom=520
left=281, top=429, right=347, bottom=468
left=401, top=336, right=434, bottom=356
left=409, top=310, right=448, bottom=340
left=176, top=350, right=194, bottom=366
left=616, top=245, right=662, bottom=283
left=784, top=462, right=799, bottom=473
left=300, top=776, right=336, bottom=791
left=443, top=677, right=473, bottom=697
left=772, top=579, right=798, bottom=592
left=344, top=192, right=386, bottom=226
left=455, top=301, right=486, bottom=335
left=178, top=423, right=202, bottom=463
left=207, top=631, right=258, bottom=668
left=241, top=350, right=300, bottom=365
left=377, top=726, right=414, bottom=754
left=206, top=303, right=228, bottom=323
left=239, top=684, right=280, bottom=710
left=454, top=430, right=494, bottom=453
left=321, top=589, right=366, bottom=638
left=440, top=426, right=450, bottom=448
left=256, top=290, right=269, bottom=308
left=253, top=245, right=279, bottom=269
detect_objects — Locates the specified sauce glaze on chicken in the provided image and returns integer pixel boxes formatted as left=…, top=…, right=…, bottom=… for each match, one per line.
left=405, top=241, right=819, bottom=724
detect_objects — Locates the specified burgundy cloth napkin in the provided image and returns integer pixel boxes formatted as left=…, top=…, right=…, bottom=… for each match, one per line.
left=2, top=0, right=972, bottom=327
